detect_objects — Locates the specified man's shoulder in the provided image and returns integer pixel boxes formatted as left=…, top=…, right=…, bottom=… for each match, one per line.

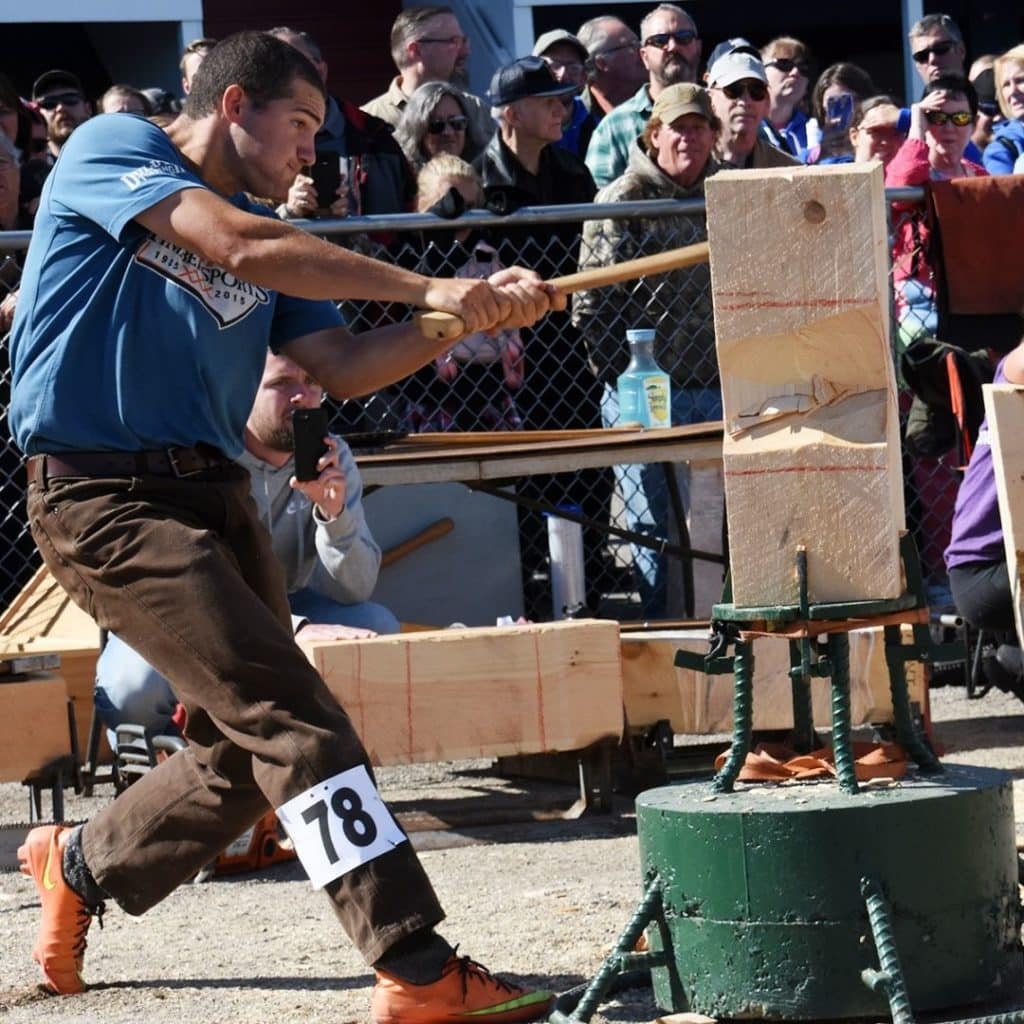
left=360, top=90, right=400, bottom=127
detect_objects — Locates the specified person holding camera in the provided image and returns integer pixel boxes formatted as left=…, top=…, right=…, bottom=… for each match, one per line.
left=93, top=351, right=400, bottom=743
left=270, top=27, right=415, bottom=220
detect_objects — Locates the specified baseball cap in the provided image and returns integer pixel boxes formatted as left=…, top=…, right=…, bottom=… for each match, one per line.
left=488, top=56, right=578, bottom=106
left=532, top=29, right=588, bottom=64
left=973, top=67, right=997, bottom=110
left=705, top=37, right=759, bottom=71
left=708, top=51, right=768, bottom=89
left=651, top=83, right=714, bottom=125
left=32, top=69, right=85, bottom=100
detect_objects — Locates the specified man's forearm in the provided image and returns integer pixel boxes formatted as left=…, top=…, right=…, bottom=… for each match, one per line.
left=285, top=321, right=455, bottom=400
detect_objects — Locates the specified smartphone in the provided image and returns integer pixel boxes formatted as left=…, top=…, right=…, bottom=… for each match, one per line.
left=308, top=153, right=342, bottom=210
left=292, top=407, right=329, bottom=482
left=825, top=93, right=855, bottom=133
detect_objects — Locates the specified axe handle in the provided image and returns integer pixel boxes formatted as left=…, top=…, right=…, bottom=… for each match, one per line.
left=414, top=241, right=710, bottom=341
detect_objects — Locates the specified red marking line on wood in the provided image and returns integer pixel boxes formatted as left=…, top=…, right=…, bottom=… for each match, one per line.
left=716, top=297, right=877, bottom=311
left=533, top=632, right=547, bottom=750
left=725, top=465, right=885, bottom=477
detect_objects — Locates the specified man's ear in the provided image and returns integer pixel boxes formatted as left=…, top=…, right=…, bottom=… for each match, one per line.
left=221, top=83, right=248, bottom=124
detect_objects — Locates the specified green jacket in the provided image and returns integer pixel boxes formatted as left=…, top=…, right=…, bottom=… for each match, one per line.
left=573, top=138, right=720, bottom=389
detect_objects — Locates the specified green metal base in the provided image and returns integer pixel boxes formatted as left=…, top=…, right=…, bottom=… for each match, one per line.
left=636, top=765, right=1023, bottom=1020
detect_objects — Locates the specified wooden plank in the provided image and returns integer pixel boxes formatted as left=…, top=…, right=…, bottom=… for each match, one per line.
left=0, top=675, right=72, bottom=782
left=705, top=164, right=904, bottom=607
left=0, top=565, right=101, bottom=648
left=620, top=626, right=924, bottom=734
left=357, top=424, right=724, bottom=487
left=300, top=620, right=623, bottom=765
left=982, top=384, right=1024, bottom=645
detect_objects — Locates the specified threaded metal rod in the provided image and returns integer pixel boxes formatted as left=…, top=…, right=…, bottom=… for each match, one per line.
left=829, top=633, right=858, bottom=794
left=554, top=878, right=664, bottom=1023
left=883, top=625, right=942, bottom=774
left=713, top=640, right=754, bottom=793
left=860, top=876, right=915, bottom=1024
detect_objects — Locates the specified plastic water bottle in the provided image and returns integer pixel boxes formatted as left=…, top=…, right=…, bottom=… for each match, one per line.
left=617, top=328, right=671, bottom=428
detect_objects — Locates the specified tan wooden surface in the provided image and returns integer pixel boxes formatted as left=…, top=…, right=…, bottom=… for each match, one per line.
left=706, top=164, right=904, bottom=607
left=620, top=625, right=926, bottom=734
left=983, top=383, right=1024, bottom=646
left=0, top=675, right=72, bottom=782
left=300, top=619, right=623, bottom=765
left=355, top=424, right=723, bottom=487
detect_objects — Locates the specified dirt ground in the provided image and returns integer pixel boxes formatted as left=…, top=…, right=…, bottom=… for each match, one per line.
left=2, top=682, right=1024, bottom=1024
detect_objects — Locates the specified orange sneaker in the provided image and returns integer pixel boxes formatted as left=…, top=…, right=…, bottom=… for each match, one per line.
left=17, top=825, right=101, bottom=994
left=372, top=951, right=553, bottom=1024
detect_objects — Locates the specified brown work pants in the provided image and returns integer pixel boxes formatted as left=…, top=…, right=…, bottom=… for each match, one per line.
left=27, top=465, right=444, bottom=963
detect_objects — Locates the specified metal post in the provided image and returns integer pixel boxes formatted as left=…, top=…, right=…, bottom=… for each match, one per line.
left=829, top=633, right=859, bottom=794
left=860, top=876, right=915, bottom=1024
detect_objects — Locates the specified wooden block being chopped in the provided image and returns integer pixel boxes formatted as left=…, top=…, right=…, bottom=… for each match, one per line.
left=300, top=619, right=623, bottom=765
left=706, top=163, right=904, bottom=607
left=0, top=675, right=72, bottom=782
left=983, top=384, right=1024, bottom=645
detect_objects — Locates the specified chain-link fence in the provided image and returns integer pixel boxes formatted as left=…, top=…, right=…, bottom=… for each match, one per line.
left=0, top=187, right=965, bottom=623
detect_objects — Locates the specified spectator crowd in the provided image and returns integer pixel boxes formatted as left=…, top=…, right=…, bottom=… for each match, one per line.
left=2, top=3, right=1024, bottom=619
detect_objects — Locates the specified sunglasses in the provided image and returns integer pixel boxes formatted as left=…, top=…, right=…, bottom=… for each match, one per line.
left=36, top=92, right=83, bottom=110
left=766, top=57, right=810, bottom=76
left=924, top=109, right=972, bottom=126
left=644, top=29, right=698, bottom=49
left=418, top=34, right=467, bottom=47
left=912, top=40, right=955, bottom=63
left=427, top=115, right=468, bottom=134
left=719, top=80, right=769, bottom=102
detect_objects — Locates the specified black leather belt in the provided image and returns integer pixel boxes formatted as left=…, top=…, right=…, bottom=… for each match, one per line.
left=26, top=445, right=231, bottom=485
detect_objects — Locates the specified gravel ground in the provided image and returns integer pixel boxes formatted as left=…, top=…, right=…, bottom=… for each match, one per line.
left=2, top=681, right=1023, bottom=1024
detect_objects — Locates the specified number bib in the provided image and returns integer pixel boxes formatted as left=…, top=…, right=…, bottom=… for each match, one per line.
left=276, top=765, right=407, bottom=888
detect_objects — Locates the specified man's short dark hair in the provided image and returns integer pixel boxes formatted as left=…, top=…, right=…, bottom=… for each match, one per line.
left=179, top=37, right=217, bottom=78
left=923, top=72, right=977, bottom=117
left=908, top=13, right=963, bottom=44
left=390, top=5, right=455, bottom=68
left=184, top=31, right=325, bottom=118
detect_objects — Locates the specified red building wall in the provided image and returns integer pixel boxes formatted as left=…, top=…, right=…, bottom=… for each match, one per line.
left=202, top=0, right=402, bottom=106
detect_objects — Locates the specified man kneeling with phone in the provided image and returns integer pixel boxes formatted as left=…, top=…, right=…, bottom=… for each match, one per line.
left=95, top=351, right=397, bottom=740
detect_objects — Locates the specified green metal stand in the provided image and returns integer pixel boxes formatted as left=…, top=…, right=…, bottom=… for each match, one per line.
left=676, top=534, right=942, bottom=792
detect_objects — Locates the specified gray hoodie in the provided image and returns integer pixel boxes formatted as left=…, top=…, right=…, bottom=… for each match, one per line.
left=235, top=434, right=382, bottom=608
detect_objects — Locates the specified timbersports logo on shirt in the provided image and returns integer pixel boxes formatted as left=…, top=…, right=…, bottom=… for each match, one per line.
left=135, top=234, right=270, bottom=328
left=120, top=159, right=187, bottom=191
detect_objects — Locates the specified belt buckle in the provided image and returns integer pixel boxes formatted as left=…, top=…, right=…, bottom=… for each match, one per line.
left=166, top=446, right=206, bottom=478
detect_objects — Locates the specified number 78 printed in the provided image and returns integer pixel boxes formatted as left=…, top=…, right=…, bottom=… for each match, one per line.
left=276, top=765, right=408, bottom=888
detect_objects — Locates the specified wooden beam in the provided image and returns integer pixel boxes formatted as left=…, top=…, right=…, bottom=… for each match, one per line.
left=300, top=619, right=623, bottom=765
left=0, top=676, right=72, bottom=783
left=982, top=384, right=1024, bottom=645
left=705, top=164, right=905, bottom=607
left=620, top=626, right=925, bottom=734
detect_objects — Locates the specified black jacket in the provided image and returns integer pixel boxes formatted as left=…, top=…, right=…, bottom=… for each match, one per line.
left=316, top=97, right=415, bottom=216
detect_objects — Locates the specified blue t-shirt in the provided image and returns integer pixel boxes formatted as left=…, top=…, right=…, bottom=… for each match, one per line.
left=10, top=114, right=343, bottom=458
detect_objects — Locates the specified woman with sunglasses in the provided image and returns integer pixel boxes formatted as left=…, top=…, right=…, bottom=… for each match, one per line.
left=760, top=36, right=813, bottom=159
left=886, top=74, right=986, bottom=351
left=981, top=44, right=1024, bottom=175
left=393, top=81, right=490, bottom=174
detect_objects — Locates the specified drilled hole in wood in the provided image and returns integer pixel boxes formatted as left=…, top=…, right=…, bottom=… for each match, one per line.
left=803, top=200, right=827, bottom=224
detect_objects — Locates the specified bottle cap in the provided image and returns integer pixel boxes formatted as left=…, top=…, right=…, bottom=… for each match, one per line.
left=626, top=329, right=656, bottom=343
